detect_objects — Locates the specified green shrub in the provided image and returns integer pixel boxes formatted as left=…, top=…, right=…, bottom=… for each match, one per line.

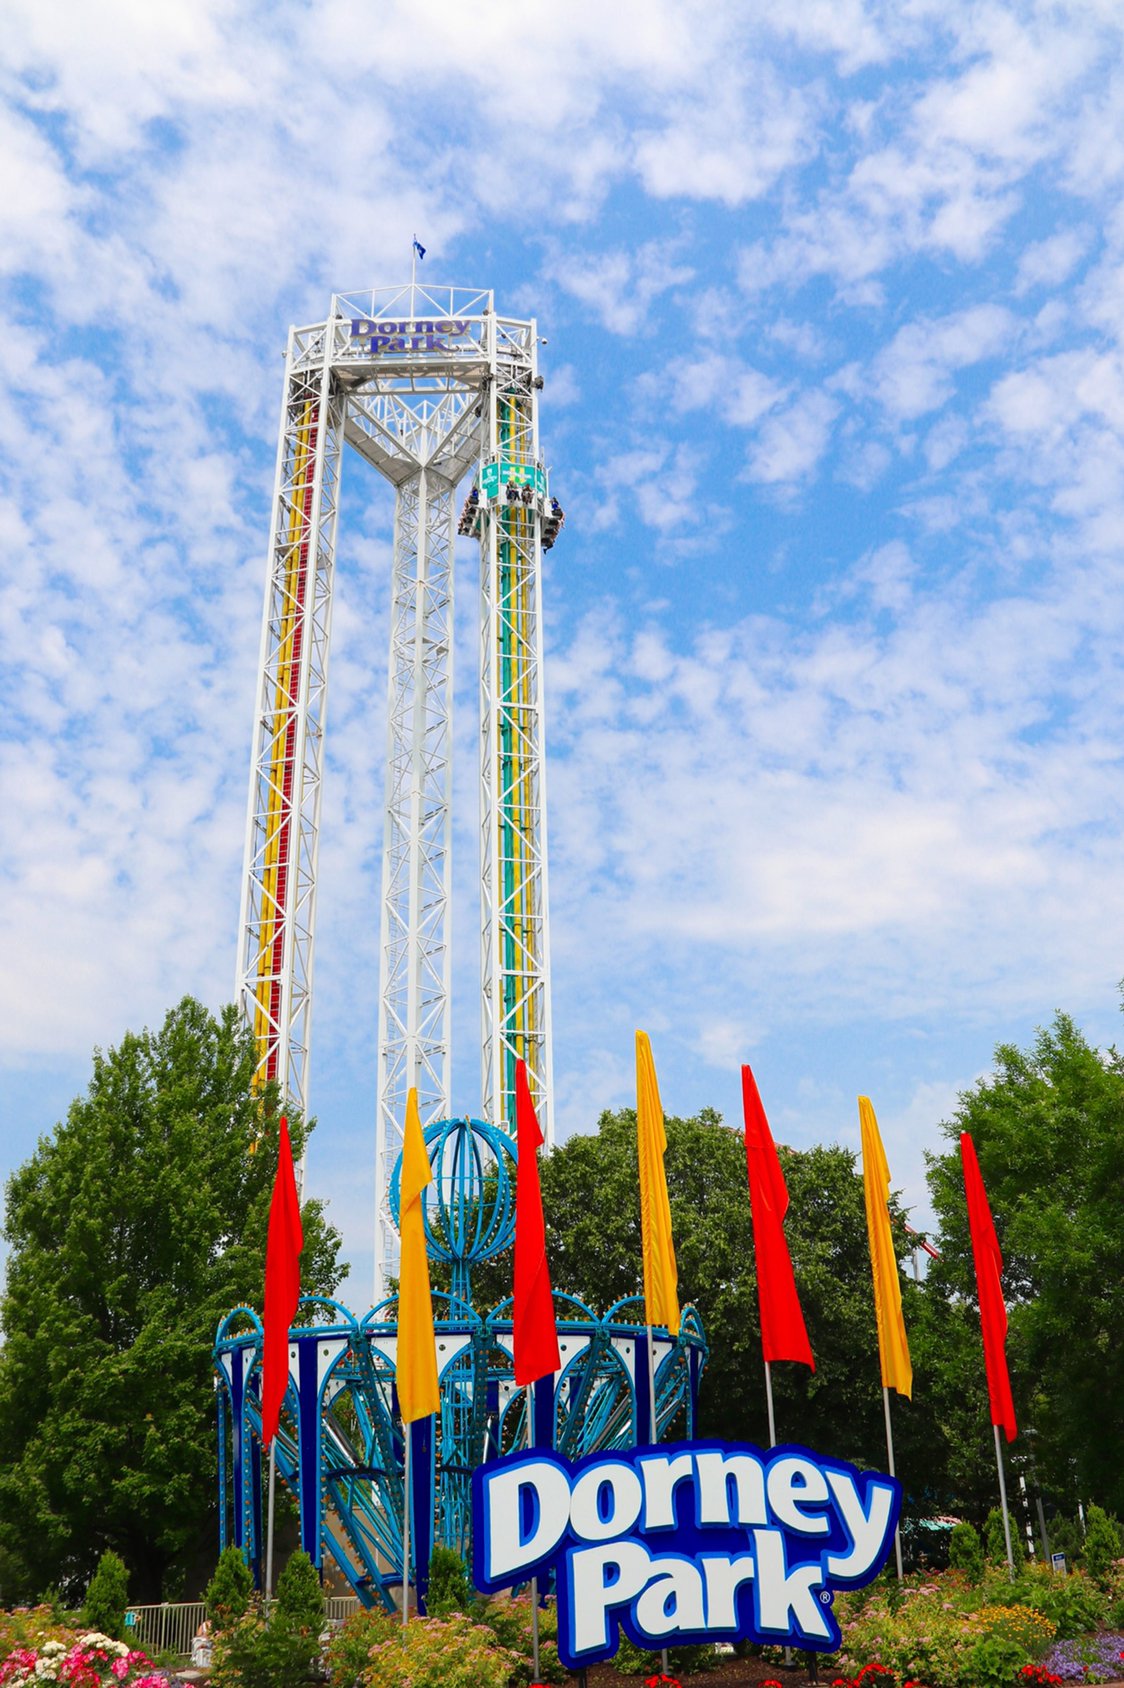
left=1049, top=1513, right=1084, bottom=1568
left=0, top=1605, right=73, bottom=1657
left=206, top=1545, right=254, bottom=1631
left=82, top=1549, right=129, bottom=1641
left=274, top=1550, right=323, bottom=1633
left=842, top=1584, right=986, bottom=1687
left=358, top=1611, right=518, bottom=1688
left=966, top=1630, right=1033, bottom=1687
left=1082, top=1505, right=1123, bottom=1585
left=474, top=1592, right=566, bottom=1685
left=611, top=1634, right=721, bottom=1675
left=1006, top=1562, right=1107, bottom=1637
left=326, top=1605, right=398, bottom=1687
left=211, top=1601, right=321, bottom=1688
left=426, top=1545, right=473, bottom=1617
left=949, top=1521, right=984, bottom=1583
left=984, top=1506, right=1025, bottom=1569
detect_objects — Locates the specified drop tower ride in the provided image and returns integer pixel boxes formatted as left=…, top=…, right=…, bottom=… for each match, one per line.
left=235, top=283, right=562, bottom=1294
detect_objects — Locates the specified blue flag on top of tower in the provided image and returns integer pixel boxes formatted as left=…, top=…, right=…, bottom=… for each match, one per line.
left=413, top=235, right=426, bottom=260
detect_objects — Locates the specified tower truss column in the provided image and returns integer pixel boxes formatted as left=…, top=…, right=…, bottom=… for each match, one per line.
left=237, top=323, right=343, bottom=1121
left=479, top=320, right=555, bottom=1145
left=373, top=464, right=455, bottom=1300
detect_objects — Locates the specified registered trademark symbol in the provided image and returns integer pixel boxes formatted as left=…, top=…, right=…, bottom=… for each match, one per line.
left=819, top=1588, right=834, bottom=1606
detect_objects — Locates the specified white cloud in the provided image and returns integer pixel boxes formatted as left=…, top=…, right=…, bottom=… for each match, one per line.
left=634, top=69, right=819, bottom=206
left=1015, top=227, right=1089, bottom=295
left=548, top=241, right=694, bottom=334
left=745, top=389, right=839, bottom=484
left=874, top=304, right=1015, bottom=419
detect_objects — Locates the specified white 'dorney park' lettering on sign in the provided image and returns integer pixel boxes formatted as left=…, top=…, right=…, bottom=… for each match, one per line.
left=348, top=318, right=471, bottom=353
left=471, top=1439, right=900, bottom=1671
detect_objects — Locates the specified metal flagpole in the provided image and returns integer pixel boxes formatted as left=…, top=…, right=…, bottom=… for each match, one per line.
left=644, top=1330, right=668, bottom=1674
left=646, top=1330, right=670, bottom=1678
left=994, top=1424, right=1015, bottom=1579
left=882, top=1387, right=904, bottom=1580
left=402, top=1429, right=412, bottom=1626
left=525, top=1385, right=541, bottom=1682
left=265, top=1160, right=301, bottom=1608
left=766, top=1364, right=793, bottom=1671
left=764, top=1360, right=777, bottom=1450
left=264, top=1442, right=278, bottom=1606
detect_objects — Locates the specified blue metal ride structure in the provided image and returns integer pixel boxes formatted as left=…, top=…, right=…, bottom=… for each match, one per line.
left=213, top=1118, right=707, bottom=1608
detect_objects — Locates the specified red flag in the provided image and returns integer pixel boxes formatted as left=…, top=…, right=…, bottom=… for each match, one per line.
left=513, top=1060, right=561, bottom=1387
left=742, top=1065, right=814, bottom=1370
left=261, top=1115, right=303, bottom=1444
left=960, top=1132, right=1017, bottom=1442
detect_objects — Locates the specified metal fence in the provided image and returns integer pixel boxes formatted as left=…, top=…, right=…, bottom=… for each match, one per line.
left=124, top=1602, right=206, bottom=1662
left=123, top=1595, right=362, bottom=1661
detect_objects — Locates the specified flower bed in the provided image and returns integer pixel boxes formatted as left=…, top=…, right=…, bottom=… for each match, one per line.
left=832, top=1562, right=1124, bottom=1688
left=0, top=1631, right=179, bottom=1687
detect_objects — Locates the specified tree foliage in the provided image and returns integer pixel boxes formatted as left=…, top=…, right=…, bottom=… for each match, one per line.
left=206, top=1545, right=254, bottom=1631
left=529, top=1107, right=939, bottom=1478
left=82, top=1549, right=129, bottom=1639
left=925, top=1012, right=1124, bottom=1516
left=0, top=997, right=343, bottom=1601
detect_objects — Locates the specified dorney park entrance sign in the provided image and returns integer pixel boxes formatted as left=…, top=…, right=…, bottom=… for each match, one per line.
left=472, top=1438, right=900, bottom=1671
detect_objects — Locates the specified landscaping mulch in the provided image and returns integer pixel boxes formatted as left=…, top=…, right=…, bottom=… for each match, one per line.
left=580, top=1661, right=828, bottom=1686
left=573, top=1669, right=1124, bottom=1688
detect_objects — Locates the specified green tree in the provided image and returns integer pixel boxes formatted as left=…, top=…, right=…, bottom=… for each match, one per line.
left=206, top=1545, right=254, bottom=1631
left=83, top=1548, right=129, bottom=1638
left=273, top=1549, right=323, bottom=1631
left=948, top=1520, right=984, bottom=1582
left=519, top=1107, right=948, bottom=1488
left=925, top=1011, right=1124, bottom=1515
left=0, top=997, right=343, bottom=1601
left=984, top=1505, right=1024, bottom=1568
left=425, top=1544, right=472, bottom=1617
left=1081, top=1504, right=1122, bottom=1585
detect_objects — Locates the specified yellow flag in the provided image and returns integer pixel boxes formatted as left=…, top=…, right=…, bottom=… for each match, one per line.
left=636, top=1031, right=680, bottom=1336
left=859, top=1096, right=912, bottom=1399
left=396, top=1088, right=439, bottom=1423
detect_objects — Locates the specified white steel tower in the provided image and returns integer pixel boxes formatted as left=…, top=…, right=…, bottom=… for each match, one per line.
left=236, top=283, right=561, bottom=1295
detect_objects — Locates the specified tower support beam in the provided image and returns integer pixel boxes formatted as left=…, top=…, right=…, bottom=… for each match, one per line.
left=374, top=463, right=455, bottom=1300
left=237, top=330, right=342, bottom=1122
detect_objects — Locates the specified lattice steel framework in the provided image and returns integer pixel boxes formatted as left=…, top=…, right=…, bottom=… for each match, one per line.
left=236, top=284, right=558, bottom=1292
left=237, top=333, right=343, bottom=1120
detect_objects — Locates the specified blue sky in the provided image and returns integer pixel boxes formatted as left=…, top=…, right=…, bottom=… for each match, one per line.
left=5, top=0, right=1124, bottom=1298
